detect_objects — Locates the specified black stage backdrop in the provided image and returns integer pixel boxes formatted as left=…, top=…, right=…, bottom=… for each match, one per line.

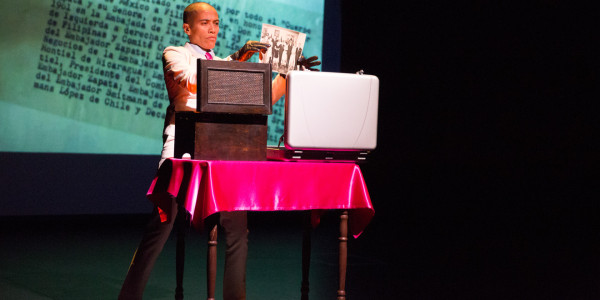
left=339, top=1, right=595, bottom=220
left=1, top=1, right=597, bottom=297
left=339, top=1, right=596, bottom=298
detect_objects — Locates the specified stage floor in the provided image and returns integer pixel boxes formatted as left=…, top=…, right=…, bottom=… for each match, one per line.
left=0, top=212, right=396, bottom=300
left=0, top=209, right=597, bottom=300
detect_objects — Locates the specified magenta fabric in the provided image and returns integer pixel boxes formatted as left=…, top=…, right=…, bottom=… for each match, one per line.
left=147, top=159, right=375, bottom=238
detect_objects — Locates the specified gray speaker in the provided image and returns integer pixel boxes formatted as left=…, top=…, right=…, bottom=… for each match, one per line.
left=197, top=60, right=272, bottom=115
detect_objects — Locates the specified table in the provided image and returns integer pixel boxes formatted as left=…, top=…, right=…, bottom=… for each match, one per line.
left=147, top=158, right=375, bottom=299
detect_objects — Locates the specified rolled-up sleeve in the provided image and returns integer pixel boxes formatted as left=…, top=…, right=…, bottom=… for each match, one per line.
left=163, top=46, right=197, bottom=94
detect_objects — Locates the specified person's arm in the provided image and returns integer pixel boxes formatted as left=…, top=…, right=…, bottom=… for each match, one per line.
left=271, top=74, right=286, bottom=104
left=271, top=55, right=321, bottom=104
left=162, top=46, right=197, bottom=93
left=227, top=41, right=270, bottom=61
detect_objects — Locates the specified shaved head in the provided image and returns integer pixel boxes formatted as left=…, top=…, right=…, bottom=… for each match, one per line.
left=183, top=2, right=216, bottom=24
left=182, top=2, right=220, bottom=50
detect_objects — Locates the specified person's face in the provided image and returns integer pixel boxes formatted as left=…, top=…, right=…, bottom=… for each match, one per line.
left=183, top=5, right=219, bottom=50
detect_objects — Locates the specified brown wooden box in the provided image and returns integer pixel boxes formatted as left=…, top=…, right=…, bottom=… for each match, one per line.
left=175, top=112, right=268, bottom=161
left=174, top=61, right=272, bottom=161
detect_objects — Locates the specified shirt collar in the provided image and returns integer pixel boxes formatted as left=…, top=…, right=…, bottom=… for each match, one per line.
left=187, top=42, right=215, bottom=58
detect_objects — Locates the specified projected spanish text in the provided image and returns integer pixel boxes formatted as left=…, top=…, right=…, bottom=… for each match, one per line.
left=1, top=0, right=323, bottom=153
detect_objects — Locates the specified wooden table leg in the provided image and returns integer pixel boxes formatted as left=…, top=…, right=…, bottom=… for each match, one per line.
left=301, top=211, right=312, bottom=300
left=337, top=210, right=349, bottom=300
left=175, top=208, right=189, bottom=300
left=207, top=224, right=218, bottom=300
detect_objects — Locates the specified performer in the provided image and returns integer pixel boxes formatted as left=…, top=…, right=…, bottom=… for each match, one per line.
left=276, top=36, right=286, bottom=73
left=294, top=42, right=304, bottom=71
left=261, top=31, right=272, bottom=64
left=119, top=2, right=320, bottom=300
left=271, top=30, right=282, bottom=71
left=284, top=36, right=294, bottom=71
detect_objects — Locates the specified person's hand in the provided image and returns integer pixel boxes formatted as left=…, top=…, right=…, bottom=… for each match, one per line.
left=297, top=55, right=321, bottom=71
left=230, top=41, right=270, bottom=61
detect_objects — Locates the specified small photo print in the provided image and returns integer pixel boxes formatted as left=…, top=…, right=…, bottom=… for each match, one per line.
left=260, top=24, right=306, bottom=75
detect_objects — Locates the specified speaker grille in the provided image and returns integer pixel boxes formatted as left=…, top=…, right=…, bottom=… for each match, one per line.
left=207, top=70, right=264, bottom=105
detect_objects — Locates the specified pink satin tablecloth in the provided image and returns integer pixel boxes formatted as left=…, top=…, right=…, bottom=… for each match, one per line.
left=147, top=158, right=374, bottom=238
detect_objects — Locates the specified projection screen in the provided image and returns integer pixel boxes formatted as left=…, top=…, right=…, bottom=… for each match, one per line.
left=0, top=0, right=324, bottom=154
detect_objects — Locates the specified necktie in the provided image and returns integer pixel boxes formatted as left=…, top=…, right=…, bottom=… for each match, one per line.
left=205, top=52, right=213, bottom=60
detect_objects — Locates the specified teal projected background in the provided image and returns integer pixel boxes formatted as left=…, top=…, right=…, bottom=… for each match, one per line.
left=0, top=0, right=324, bottom=154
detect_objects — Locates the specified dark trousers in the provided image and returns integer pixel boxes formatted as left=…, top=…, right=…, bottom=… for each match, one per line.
left=119, top=200, right=248, bottom=300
